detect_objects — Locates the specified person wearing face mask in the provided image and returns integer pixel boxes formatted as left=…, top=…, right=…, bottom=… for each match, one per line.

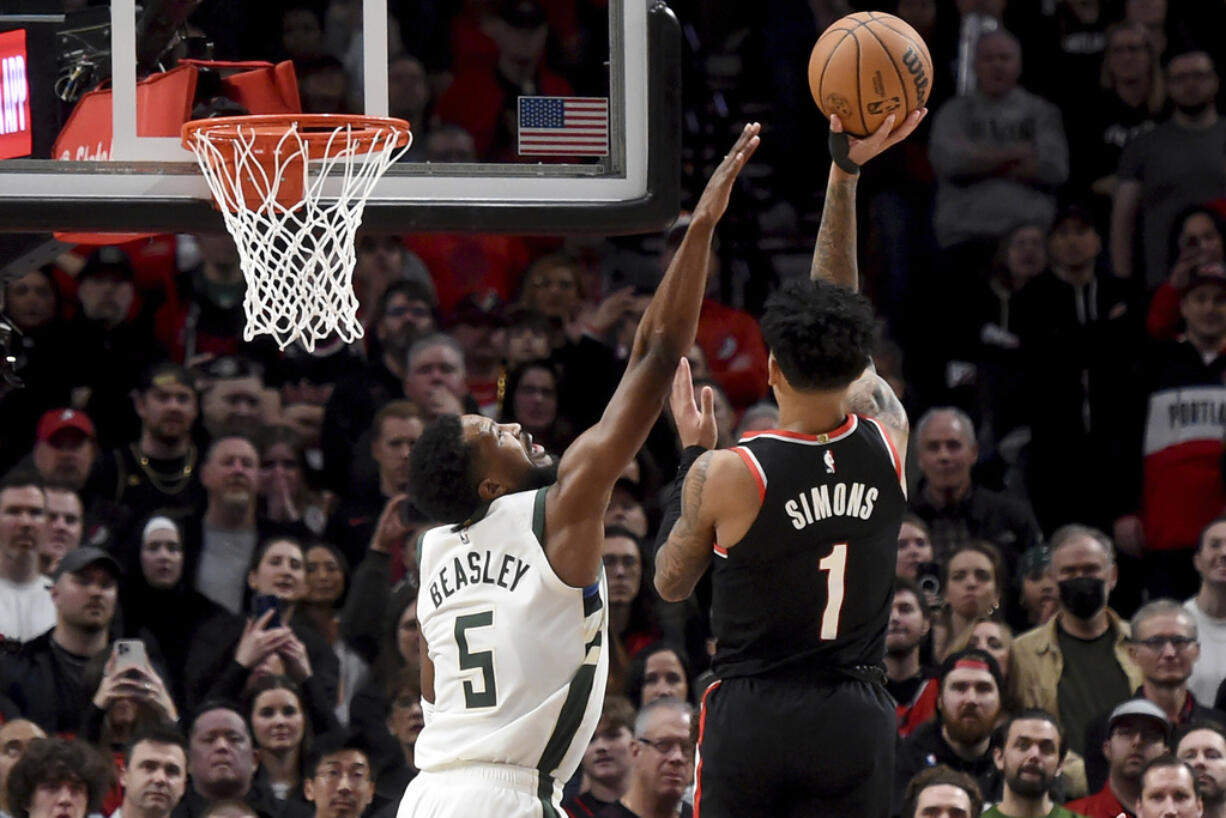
left=1013, top=524, right=1143, bottom=759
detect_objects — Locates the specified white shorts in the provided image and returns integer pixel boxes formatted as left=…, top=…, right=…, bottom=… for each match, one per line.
left=396, top=763, right=564, bottom=818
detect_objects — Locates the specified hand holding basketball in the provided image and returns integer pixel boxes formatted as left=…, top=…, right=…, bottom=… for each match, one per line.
left=831, top=108, right=927, bottom=169
left=691, top=123, right=761, bottom=228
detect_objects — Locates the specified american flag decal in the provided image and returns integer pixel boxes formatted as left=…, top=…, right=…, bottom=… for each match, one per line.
left=518, top=96, right=609, bottom=157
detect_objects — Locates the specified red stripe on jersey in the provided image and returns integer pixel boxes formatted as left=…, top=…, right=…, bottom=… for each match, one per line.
left=731, top=446, right=766, bottom=502
left=694, top=679, right=722, bottom=818
left=740, top=414, right=857, bottom=443
left=713, top=544, right=728, bottom=557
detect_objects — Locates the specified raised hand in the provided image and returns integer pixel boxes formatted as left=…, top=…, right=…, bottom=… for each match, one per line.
left=235, top=609, right=285, bottom=668
left=830, top=108, right=926, bottom=169
left=370, top=494, right=411, bottom=554
left=670, top=358, right=718, bottom=450
left=692, top=123, right=762, bottom=226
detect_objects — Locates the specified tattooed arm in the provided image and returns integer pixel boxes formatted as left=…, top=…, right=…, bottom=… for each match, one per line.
left=809, top=166, right=860, bottom=290
left=655, top=451, right=717, bottom=602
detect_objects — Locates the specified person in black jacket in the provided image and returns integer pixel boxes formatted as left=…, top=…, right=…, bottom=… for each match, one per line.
left=183, top=537, right=338, bottom=716
left=1, top=547, right=123, bottom=734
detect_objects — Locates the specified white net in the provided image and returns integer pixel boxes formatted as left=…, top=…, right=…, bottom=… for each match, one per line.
left=183, top=118, right=411, bottom=352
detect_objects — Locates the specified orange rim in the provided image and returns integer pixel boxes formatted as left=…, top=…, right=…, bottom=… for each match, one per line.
left=181, top=114, right=411, bottom=155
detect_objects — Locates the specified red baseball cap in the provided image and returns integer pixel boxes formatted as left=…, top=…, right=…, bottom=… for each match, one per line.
left=36, top=408, right=96, bottom=443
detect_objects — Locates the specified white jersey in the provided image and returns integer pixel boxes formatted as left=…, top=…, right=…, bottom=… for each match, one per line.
left=414, top=486, right=608, bottom=789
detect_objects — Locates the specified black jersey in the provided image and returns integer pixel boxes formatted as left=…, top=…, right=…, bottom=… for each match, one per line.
left=710, top=414, right=906, bottom=679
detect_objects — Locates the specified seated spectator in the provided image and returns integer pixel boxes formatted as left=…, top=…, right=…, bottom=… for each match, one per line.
left=1082, top=599, right=1223, bottom=792
left=503, top=308, right=552, bottom=371
left=40, top=483, right=83, bottom=576
left=172, top=704, right=276, bottom=818
left=909, top=408, right=1042, bottom=596
left=0, top=472, right=54, bottom=649
left=603, top=479, right=650, bottom=541
left=1012, top=204, right=1142, bottom=533
left=499, top=360, right=571, bottom=455
left=1013, top=525, right=1143, bottom=759
left=948, top=616, right=1021, bottom=714
left=118, top=514, right=225, bottom=707
left=184, top=537, right=339, bottom=714
left=896, top=513, right=936, bottom=584
left=603, top=527, right=660, bottom=691
left=449, top=293, right=508, bottom=416
left=434, top=0, right=573, bottom=161
left=154, top=234, right=247, bottom=363
left=387, top=55, right=431, bottom=162
left=600, top=699, right=694, bottom=818
left=894, top=648, right=1006, bottom=811
left=1111, top=47, right=1226, bottom=288
left=928, top=30, right=1068, bottom=265
left=2, top=547, right=122, bottom=733
left=401, top=334, right=474, bottom=423
left=0, top=721, right=46, bottom=818
left=624, top=643, right=692, bottom=708
left=255, top=427, right=328, bottom=539
left=1147, top=207, right=1226, bottom=341
left=242, top=676, right=314, bottom=813
left=982, top=709, right=1076, bottom=818
left=1188, top=516, right=1226, bottom=705
left=351, top=235, right=433, bottom=327
left=1134, top=756, right=1203, bottom=818
left=191, top=436, right=265, bottom=615
left=1176, top=721, right=1226, bottom=818
left=80, top=646, right=179, bottom=755
left=932, top=541, right=1004, bottom=659
left=374, top=670, right=422, bottom=812
left=301, top=731, right=375, bottom=818
left=563, top=695, right=634, bottom=817
left=4, top=737, right=112, bottom=818
left=886, top=578, right=938, bottom=737
left=116, top=725, right=190, bottom=818
left=900, top=765, right=984, bottom=818
left=516, top=254, right=592, bottom=353
left=733, top=402, right=779, bottom=440
left=296, top=543, right=362, bottom=703
left=196, top=358, right=267, bottom=442
left=84, top=362, right=204, bottom=550
left=297, top=57, right=352, bottom=115
left=279, top=5, right=324, bottom=62
left=1018, top=546, right=1059, bottom=628
left=1069, top=699, right=1170, bottom=818
left=30, top=409, right=97, bottom=492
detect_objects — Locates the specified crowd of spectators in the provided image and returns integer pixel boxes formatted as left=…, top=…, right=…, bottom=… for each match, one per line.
left=4, top=0, right=1226, bottom=817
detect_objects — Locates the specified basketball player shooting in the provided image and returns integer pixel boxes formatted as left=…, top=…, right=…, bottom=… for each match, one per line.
left=396, top=124, right=761, bottom=818
left=654, top=108, right=925, bottom=818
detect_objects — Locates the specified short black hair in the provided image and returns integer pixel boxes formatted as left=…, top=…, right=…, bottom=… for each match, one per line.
left=892, top=576, right=932, bottom=623
left=996, top=708, right=1067, bottom=760
left=408, top=414, right=483, bottom=524
left=123, top=724, right=189, bottom=766
left=0, top=468, right=43, bottom=496
left=188, top=700, right=247, bottom=739
left=5, top=738, right=113, bottom=818
left=901, top=765, right=983, bottom=818
left=759, top=278, right=876, bottom=391
left=1174, top=718, right=1226, bottom=750
left=303, top=730, right=374, bottom=779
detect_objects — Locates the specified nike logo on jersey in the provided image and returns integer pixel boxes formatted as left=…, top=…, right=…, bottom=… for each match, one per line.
left=427, top=550, right=532, bottom=606
left=784, top=482, right=879, bottom=529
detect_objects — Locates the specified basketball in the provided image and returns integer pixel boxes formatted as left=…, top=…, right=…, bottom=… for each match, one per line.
left=808, top=12, right=934, bottom=138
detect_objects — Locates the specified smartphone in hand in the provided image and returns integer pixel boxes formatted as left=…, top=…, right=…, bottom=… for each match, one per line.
left=112, top=639, right=148, bottom=675
left=252, top=594, right=282, bottom=628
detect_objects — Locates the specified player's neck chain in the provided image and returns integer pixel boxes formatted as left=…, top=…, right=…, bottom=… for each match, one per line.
left=131, top=443, right=197, bottom=494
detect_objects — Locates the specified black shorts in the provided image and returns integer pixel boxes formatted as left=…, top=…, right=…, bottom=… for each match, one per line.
left=695, top=675, right=895, bottom=818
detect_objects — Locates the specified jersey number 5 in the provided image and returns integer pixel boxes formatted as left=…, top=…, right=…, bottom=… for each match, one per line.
left=455, top=612, right=497, bottom=708
left=818, top=543, right=848, bottom=640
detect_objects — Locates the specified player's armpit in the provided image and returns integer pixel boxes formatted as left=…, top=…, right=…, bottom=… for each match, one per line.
left=846, top=365, right=910, bottom=487
left=655, top=451, right=717, bottom=602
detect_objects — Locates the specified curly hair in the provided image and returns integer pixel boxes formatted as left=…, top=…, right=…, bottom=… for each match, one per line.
left=408, top=414, right=482, bottom=524
left=5, top=738, right=113, bottom=818
left=759, top=278, right=876, bottom=391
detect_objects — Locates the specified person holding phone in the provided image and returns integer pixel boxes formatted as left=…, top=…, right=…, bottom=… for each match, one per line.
left=184, top=538, right=339, bottom=715
left=80, top=640, right=178, bottom=755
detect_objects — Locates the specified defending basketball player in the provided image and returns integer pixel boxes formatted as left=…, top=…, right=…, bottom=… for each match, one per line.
left=396, top=124, right=760, bottom=818
left=654, top=108, right=924, bottom=818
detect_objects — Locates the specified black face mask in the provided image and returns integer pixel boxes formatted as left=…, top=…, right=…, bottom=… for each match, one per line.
left=1058, top=577, right=1105, bottom=620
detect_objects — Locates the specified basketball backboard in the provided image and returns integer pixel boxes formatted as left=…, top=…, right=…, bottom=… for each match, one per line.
left=0, top=0, right=679, bottom=237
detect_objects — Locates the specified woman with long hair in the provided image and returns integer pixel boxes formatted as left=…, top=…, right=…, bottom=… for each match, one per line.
left=931, top=542, right=1003, bottom=660
left=297, top=542, right=369, bottom=725
left=498, top=360, right=573, bottom=455
left=257, top=426, right=331, bottom=537
left=243, top=675, right=314, bottom=807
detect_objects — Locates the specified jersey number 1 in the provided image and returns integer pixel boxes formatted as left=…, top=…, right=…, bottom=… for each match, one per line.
left=818, top=543, right=848, bottom=640
left=455, top=612, right=497, bottom=708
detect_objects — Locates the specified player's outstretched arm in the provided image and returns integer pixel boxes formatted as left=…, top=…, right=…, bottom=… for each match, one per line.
left=545, top=124, right=761, bottom=589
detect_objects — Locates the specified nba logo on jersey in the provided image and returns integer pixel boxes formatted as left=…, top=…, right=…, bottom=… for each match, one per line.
left=824, top=450, right=836, bottom=474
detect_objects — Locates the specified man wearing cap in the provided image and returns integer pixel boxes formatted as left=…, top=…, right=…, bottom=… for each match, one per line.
left=84, top=362, right=204, bottom=544
left=1114, top=260, right=1226, bottom=599
left=1011, top=204, right=1141, bottom=534
left=197, top=357, right=267, bottom=440
left=1068, top=700, right=1171, bottom=818
left=894, top=649, right=1007, bottom=811
left=1187, top=516, right=1226, bottom=706
left=1082, top=600, right=1226, bottom=792
left=450, top=291, right=507, bottom=416
left=0, top=545, right=122, bottom=732
left=0, top=472, right=54, bottom=649
left=434, top=0, right=573, bottom=161
left=1177, top=721, right=1226, bottom=818
left=30, top=409, right=97, bottom=491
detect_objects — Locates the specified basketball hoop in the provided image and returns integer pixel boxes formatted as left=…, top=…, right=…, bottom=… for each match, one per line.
left=181, top=114, right=412, bottom=351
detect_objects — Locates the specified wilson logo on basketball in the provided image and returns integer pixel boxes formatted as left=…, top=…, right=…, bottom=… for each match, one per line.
left=901, top=47, right=929, bottom=104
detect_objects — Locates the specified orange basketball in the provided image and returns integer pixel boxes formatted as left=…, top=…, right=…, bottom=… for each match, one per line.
left=808, top=12, right=934, bottom=138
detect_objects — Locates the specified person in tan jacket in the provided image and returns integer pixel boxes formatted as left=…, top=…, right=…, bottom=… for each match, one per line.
left=1012, top=525, right=1145, bottom=758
